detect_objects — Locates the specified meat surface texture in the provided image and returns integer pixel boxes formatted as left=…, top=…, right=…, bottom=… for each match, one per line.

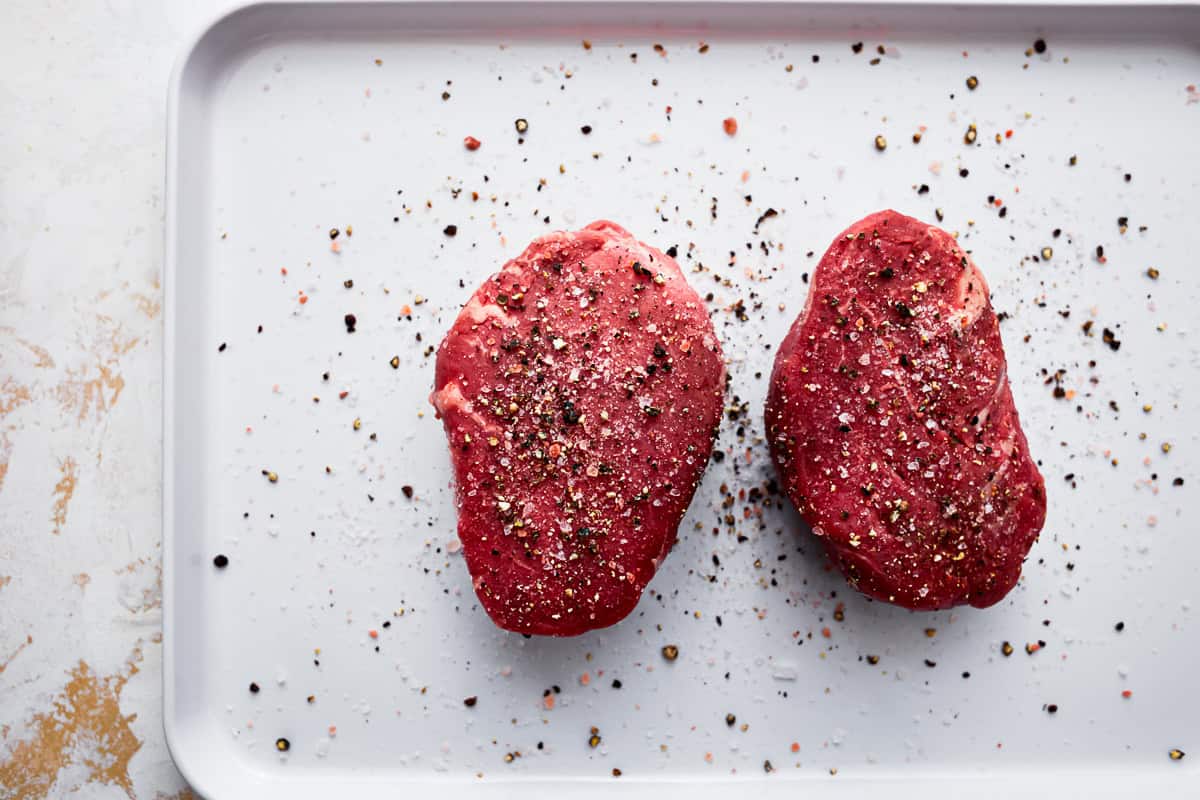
left=766, top=210, right=1046, bottom=610
left=433, top=221, right=725, bottom=635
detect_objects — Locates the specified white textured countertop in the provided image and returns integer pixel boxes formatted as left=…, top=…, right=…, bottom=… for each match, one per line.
left=1, top=2, right=239, bottom=796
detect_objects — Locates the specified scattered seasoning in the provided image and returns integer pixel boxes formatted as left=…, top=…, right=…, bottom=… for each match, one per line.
left=723, top=117, right=738, bottom=136
left=966, top=75, right=979, bottom=90
left=401, top=485, right=414, bottom=499
left=217, top=342, right=227, bottom=352
left=851, top=41, right=864, bottom=53
left=661, top=644, right=679, bottom=661
left=1147, top=267, right=1160, bottom=279
left=263, top=470, right=278, bottom=483
left=912, top=131, right=922, bottom=144
left=580, top=125, right=593, bottom=135
left=463, top=696, right=478, bottom=707
left=1033, top=38, right=1047, bottom=54
left=763, top=760, right=775, bottom=774
left=353, top=417, right=362, bottom=431
left=964, top=124, right=978, bottom=145
left=343, top=279, right=354, bottom=289
left=329, top=227, right=340, bottom=240
left=1041, top=247, right=1053, bottom=260
left=514, top=118, right=529, bottom=134
left=1115, top=621, right=1125, bottom=632
left=275, top=738, right=290, bottom=752
left=389, top=355, right=400, bottom=369
left=874, top=134, right=887, bottom=151
left=725, top=713, right=736, bottom=727
left=1001, top=641, right=1014, bottom=657
left=1045, top=704, right=1058, bottom=714
left=213, top=554, right=229, bottom=569
left=463, top=136, right=481, bottom=151
left=588, top=727, right=602, bottom=748
left=1169, top=749, right=1185, bottom=761
left=443, top=224, right=458, bottom=237
left=344, top=313, right=357, bottom=333
left=866, top=654, right=880, bottom=665
left=611, top=679, right=622, bottom=689
left=612, top=768, right=623, bottom=777
left=249, top=682, right=259, bottom=693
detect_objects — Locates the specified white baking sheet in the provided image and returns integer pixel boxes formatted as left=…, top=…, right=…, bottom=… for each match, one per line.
left=164, top=2, right=1200, bottom=796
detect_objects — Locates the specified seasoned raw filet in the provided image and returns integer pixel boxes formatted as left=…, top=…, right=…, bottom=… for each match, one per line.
left=766, top=210, right=1046, bottom=610
left=433, top=221, right=725, bottom=635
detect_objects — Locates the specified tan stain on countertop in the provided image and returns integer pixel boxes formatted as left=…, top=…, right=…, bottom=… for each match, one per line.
left=54, top=316, right=139, bottom=422
left=51, top=457, right=78, bottom=535
left=0, top=379, right=32, bottom=418
left=133, top=293, right=161, bottom=319
left=154, top=789, right=197, bottom=800
left=115, top=557, right=162, bottom=614
left=0, top=645, right=144, bottom=799
left=73, top=573, right=91, bottom=590
left=0, top=576, right=11, bottom=591
left=0, top=635, right=33, bottom=675
left=16, top=338, right=56, bottom=370
left=0, top=431, right=12, bottom=493
left=56, top=364, right=129, bottom=423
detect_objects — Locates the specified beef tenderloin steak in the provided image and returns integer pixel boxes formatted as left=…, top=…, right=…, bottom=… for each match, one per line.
left=766, top=210, right=1046, bottom=610
left=433, top=221, right=725, bottom=635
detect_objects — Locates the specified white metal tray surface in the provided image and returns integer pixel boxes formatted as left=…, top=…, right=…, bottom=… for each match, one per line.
left=164, top=2, right=1200, bottom=796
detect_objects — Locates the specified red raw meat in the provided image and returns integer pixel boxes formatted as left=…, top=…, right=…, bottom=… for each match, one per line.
left=433, top=221, right=725, bottom=635
left=766, top=210, right=1046, bottom=610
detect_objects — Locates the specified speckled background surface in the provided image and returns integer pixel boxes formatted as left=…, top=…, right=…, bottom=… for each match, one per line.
left=0, top=1, right=239, bottom=796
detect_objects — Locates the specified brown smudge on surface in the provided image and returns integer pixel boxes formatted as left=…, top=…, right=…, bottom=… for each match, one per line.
left=54, top=316, right=139, bottom=422
left=17, top=338, right=56, bottom=369
left=55, top=364, right=128, bottom=422
left=0, top=635, right=33, bottom=675
left=0, top=379, right=32, bottom=417
left=0, top=645, right=144, bottom=799
left=115, top=557, right=162, bottom=613
left=51, top=457, right=78, bottom=535
left=0, top=431, right=11, bottom=493
left=133, top=294, right=161, bottom=319
left=155, top=789, right=197, bottom=800
left=73, top=573, right=91, bottom=590
left=0, top=576, right=11, bottom=591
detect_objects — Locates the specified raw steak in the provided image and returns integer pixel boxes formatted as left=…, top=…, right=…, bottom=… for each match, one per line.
left=433, top=221, right=725, bottom=635
left=766, top=210, right=1046, bottom=610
